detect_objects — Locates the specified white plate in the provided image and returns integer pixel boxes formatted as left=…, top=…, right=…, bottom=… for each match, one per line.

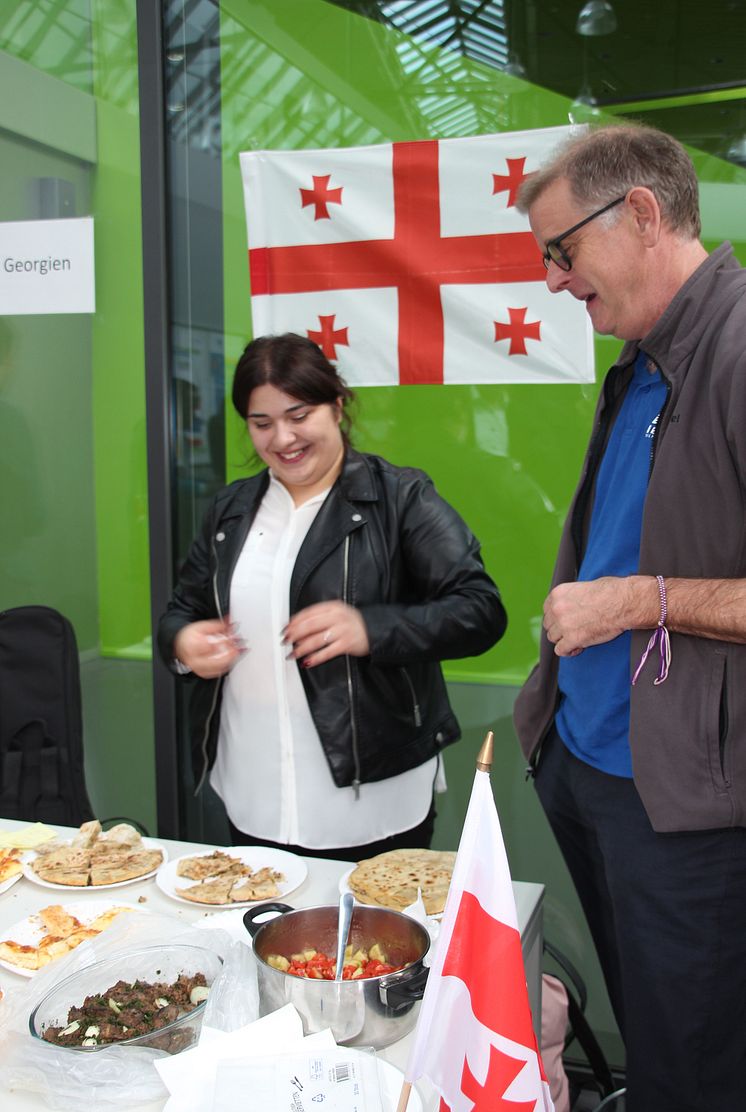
left=338, top=866, right=444, bottom=921
left=0, top=899, right=147, bottom=978
left=156, top=846, right=308, bottom=908
left=22, top=838, right=168, bottom=891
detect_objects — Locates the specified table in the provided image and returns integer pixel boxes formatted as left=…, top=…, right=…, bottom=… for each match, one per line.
left=0, top=818, right=544, bottom=1111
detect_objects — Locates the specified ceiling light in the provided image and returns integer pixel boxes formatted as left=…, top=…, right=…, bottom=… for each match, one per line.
left=568, top=100, right=602, bottom=125
left=726, top=134, right=746, bottom=167
left=576, top=0, right=618, bottom=36
left=503, top=51, right=527, bottom=79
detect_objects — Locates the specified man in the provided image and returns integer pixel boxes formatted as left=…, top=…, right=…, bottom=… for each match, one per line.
left=513, top=123, right=746, bottom=1112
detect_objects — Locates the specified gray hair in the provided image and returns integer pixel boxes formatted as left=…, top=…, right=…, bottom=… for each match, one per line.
left=517, top=123, right=701, bottom=239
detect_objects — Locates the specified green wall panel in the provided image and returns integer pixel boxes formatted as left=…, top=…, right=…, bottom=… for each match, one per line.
left=91, top=1, right=151, bottom=659
left=0, top=6, right=149, bottom=659
left=218, top=0, right=617, bottom=683
left=219, top=0, right=746, bottom=684
left=0, top=4, right=155, bottom=833
left=0, top=58, right=98, bottom=648
left=4, top=0, right=745, bottom=675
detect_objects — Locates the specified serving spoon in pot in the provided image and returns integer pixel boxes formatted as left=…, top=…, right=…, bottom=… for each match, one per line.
left=334, top=891, right=355, bottom=980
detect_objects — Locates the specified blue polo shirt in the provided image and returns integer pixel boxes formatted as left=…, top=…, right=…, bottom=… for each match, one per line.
left=555, top=352, right=667, bottom=777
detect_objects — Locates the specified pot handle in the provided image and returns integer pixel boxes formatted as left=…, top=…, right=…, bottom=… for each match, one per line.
left=378, top=964, right=429, bottom=1011
left=242, top=901, right=294, bottom=938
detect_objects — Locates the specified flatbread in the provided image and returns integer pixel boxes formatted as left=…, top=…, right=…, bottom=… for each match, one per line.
left=34, top=845, right=90, bottom=868
left=176, top=850, right=247, bottom=881
left=90, top=849, right=163, bottom=886
left=71, top=819, right=102, bottom=848
left=29, top=822, right=162, bottom=887
left=33, top=858, right=90, bottom=886
left=40, top=928, right=98, bottom=961
left=0, top=939, right=52, bottom=971
left=87, top=906, right=136, bottom=932
left=176, top=861, right=285, bottom=905
left=176, top=877, right=234, bottom=904
left=229, top=868, right=283, bottom=902
left=37, top=904, right=82, bottom=937
left=95, top=822, right=142, bottom=848
left=31, top=845, right=91, bottom=886
left=0, top=904, right=134, bottom=971
left=347, top=848, right=457, bottom=916
left=0, top=849, right=23, bottom=884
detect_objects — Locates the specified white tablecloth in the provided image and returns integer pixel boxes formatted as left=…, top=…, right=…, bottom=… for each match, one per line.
left=0, top=817, right=544, bottom=1112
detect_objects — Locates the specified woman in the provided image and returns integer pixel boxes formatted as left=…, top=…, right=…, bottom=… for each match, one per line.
left=158, top=333, right=506, bottom=860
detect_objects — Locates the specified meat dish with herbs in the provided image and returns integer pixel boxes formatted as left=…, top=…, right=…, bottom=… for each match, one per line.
left=40, top=972, right=210, bottom=1050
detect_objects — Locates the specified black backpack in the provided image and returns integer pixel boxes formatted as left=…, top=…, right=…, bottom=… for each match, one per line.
left=0, top=605, right=95, bottom=826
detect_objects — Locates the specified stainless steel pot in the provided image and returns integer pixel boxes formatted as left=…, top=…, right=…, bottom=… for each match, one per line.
left=243, top=902, right=430, bottom=1049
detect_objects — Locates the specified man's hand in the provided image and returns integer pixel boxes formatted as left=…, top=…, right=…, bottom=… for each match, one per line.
left=282, top=601, right=370, bottom=668
left=543, top=577, right=656, bottom=657
left=544, top=575, right=746, bottom=656
left=173, top=618, right=245, bottom=678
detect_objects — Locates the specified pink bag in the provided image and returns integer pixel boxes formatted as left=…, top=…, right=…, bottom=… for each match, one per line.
left=541, top=973, right=571, bottom=1112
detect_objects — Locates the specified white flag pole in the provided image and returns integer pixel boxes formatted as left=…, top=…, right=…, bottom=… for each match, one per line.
left=394, top=731, right=494, bottom=1112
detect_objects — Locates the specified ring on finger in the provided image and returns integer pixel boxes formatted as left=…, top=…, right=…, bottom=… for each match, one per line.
left=323, top=629, right=332, bottom=645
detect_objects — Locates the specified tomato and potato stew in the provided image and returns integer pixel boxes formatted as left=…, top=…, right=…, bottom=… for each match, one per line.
left=266, top=941, right=405, bottom=981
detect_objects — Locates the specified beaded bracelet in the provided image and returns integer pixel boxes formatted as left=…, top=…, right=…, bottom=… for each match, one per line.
left=631, top=575, right=671, bottom=686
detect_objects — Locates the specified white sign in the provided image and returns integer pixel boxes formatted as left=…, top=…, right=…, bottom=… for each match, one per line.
left=0, top=216, right=95, bottom=315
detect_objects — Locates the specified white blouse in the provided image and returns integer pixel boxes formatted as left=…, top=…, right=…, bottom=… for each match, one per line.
left=210, top=474, right=439, bottom=849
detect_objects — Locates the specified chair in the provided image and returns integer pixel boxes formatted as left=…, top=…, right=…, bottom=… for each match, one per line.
left=543, top=939, right=622, bottom=1108
left=593, top=1090, right=626, bottom=1110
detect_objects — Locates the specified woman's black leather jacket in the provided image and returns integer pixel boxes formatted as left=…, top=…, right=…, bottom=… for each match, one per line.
left=158, top=449, right=507, bottom=794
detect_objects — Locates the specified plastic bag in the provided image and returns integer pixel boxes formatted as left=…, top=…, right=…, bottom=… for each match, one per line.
left=203, top=930, right=259, bottom=1031
left=0, top=909, right=259, bottom=1110
left=400, top=887, right=440, bottom=964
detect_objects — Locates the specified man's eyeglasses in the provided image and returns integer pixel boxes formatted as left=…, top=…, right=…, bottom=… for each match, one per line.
left=542, top=195, right=626, bottom=272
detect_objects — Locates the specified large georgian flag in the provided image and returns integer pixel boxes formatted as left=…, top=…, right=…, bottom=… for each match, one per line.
left=399, top=734, right=555, bottom=1112
left=239, top=127, right=593, bottom=387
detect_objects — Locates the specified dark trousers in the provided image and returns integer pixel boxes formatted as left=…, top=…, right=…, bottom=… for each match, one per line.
left=535, top=726, right=746, bottom=1112
left=227, top=798, right=437, bottom=863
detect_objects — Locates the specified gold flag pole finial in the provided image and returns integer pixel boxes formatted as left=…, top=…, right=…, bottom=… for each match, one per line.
left=476, top=730, right=494, bottom=772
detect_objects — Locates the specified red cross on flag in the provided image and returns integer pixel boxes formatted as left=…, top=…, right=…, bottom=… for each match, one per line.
left=240, top=127, right=593, bottom=387
left=399, top=733, right=555, bottom=1112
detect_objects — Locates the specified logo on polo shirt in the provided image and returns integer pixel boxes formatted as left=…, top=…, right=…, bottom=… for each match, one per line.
left=645, top=414, right=659, bottom=439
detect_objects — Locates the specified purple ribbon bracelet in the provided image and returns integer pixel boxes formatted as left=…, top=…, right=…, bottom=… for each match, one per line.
left=631, top=575, right=671, bottom=686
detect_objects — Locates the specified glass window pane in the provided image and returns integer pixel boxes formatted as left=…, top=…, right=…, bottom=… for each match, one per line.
left=0, top=0, right=155, bottom=834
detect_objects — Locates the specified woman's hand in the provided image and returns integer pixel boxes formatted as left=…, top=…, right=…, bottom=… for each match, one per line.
left=282, top=601, right=370, bottom=668
left=173, top=618, right=244, bottom=679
